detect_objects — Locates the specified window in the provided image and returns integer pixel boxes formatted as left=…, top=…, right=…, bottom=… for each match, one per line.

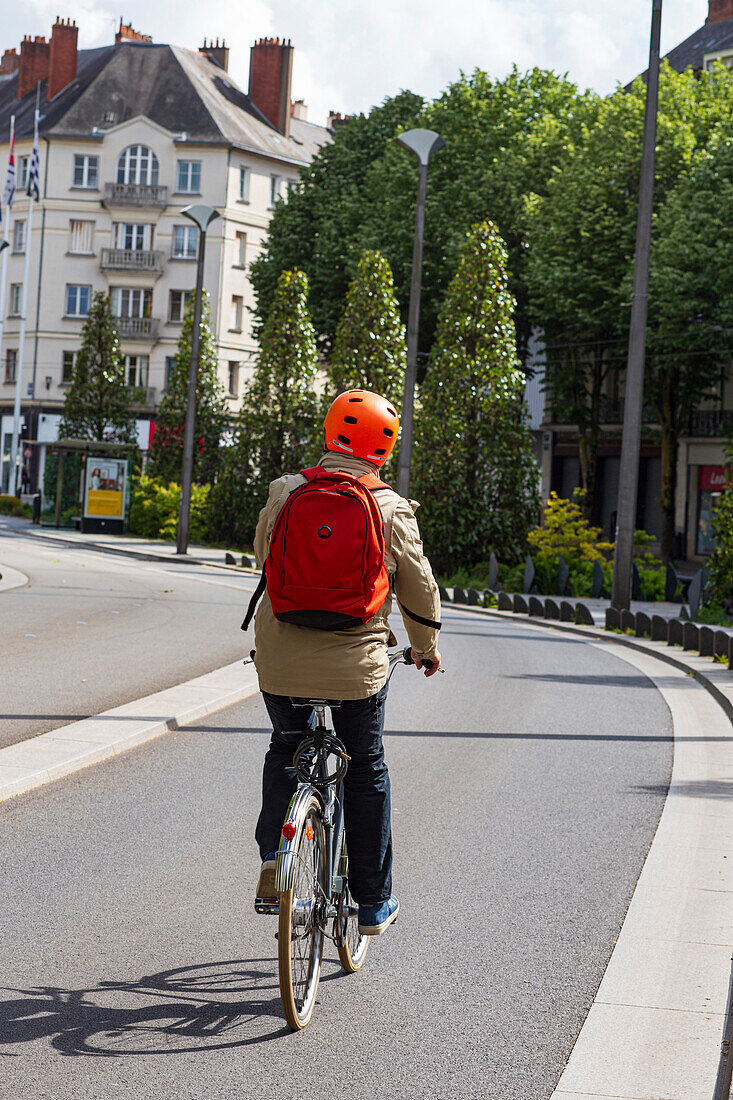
left=4, top=349, right=17, bottom=384
left=704, top=50, right=733, bottom=71
left=112, top=223, right=152, bottom=250
left=12, top=220, right=26, bottom=253
left=9, top=284, right=21, bottom=317
left=176, top=160, right=201, bottom=193
left=68, top=219, right=95, bottom=254
left=228, top=360, right=239, bottom=397
left=230, top=295, right=243, bottom=332
left=116, top=144, right=159, bottom=186
left=17, top=156, right=29, bottom=190
left=234, top=231, right=247, bottom=268
left=238, top=166, right=250, bottom=203
left=73, top=154, right=98, bottom=189
left=172, top=224, right=197, bottom=259
left=168, top=289, right=192, bottom=322
left=165, top=355, right=175, bottom=390
left=62, top=350, right=76, bottom=384
left=110, top=287, right=152, bottom=318
left=123, top=354, right=149, bottom=387
left=269, top=175, right=281, bottom=207
left=65, top=284, right=91, bottom=317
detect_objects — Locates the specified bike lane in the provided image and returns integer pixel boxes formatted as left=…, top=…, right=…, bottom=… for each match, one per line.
left=0, top=607, right=672, bottom=1099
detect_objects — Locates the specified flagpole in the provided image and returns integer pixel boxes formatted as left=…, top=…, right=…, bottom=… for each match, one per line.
left=0, top=114, right=14, bottom=490
left=9, top=91, right=38, bottom=496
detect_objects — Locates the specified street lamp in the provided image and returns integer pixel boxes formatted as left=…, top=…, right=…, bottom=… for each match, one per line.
left=393, top=128, right=444, bottom=499
left=611, top=0, right=663, bottom=610
left=176, top=203, right=220, bottom=555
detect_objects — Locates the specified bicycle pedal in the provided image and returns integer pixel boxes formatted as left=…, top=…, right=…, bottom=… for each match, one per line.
left=255, top=898, right=279, bottom=916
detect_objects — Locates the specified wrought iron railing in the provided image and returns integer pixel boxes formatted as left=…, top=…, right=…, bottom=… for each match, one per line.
left=684, top=409, right=733, bottom=437
left=104, top=182, right=168, bottom=207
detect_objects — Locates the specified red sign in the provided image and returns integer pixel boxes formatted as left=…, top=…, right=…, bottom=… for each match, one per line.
left=699, top=465, right=728, bottom=492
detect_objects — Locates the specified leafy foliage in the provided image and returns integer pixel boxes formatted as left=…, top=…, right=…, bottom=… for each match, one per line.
left=707, top=444, right=733, bottom=607
left=148, top=292, right=227, bottom=486
left=209, top=270, right=320, bottom=547
left=0, top=493, right=31, bottom=517
left=329, top=250, right=406, bottom=401
left=412, top=221, right=540, bottom=572
left=58, top=292, right=139, bottom=444
left=527, top=491, right=613, bottom=563
left=129, top=476, right=212, bottom=543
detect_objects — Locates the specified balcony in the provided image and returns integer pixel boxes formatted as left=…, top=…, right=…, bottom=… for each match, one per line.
left=117, top=317, right=159, bottom=340
left=684, top=409, right=733, bottom=438
left=101, top=248, right=166, bottom=273
left=104, top=182, right=168, bottom=208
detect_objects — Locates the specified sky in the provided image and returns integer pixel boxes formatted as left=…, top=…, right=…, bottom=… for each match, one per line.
left=8, top=0, right=710, bottom=125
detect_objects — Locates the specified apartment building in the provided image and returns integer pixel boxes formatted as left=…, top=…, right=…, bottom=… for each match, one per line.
left=0, top=19, right=331, bottom=491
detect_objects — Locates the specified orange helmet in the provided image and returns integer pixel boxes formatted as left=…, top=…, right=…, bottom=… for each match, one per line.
left=324, top=389, right=400, bottom=467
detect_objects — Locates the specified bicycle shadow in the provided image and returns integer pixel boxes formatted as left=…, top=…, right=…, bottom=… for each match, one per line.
left=0, top=958, right=328, bottom=1056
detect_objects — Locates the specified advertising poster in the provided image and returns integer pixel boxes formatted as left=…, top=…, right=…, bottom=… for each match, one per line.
left=84, top=458, right=128, bottom=519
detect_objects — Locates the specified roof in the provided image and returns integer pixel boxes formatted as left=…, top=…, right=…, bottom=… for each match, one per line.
left=0, top=41, right=330, bottom=166
left=633, top=15, right=733, bottom=84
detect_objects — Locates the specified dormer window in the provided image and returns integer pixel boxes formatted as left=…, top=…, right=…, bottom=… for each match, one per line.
left=704, top=49, right=733, bottom=70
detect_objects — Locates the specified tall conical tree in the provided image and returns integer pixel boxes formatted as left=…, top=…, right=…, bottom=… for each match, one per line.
left=208, top=269, right=320, bottom=546
left=58, top=292, right=138, bottom=443
left=412, top=221, right=540, bottom=571
left=149, top=291, right=227, bottom=485
left=329, top=250, right=406, bottom=404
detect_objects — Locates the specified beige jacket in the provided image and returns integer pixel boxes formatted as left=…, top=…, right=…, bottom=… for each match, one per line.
left=251, top=451, right=441, bottom=700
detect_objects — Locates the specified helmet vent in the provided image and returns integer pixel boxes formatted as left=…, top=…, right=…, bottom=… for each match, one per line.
left=344, top=415, right=358, bottom=424
left=387, top=407, right=396, bottom=417
left=383, top=428, right=393, bottom=437
left=338, top=434, right=351, bottom=445
left=374, top=448, right=386, bottom=456
left=348, top=397, right=363, bottom=403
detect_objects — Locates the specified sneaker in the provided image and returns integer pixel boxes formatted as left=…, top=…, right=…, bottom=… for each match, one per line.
left=256, top=858, right=277, bottom=900
left=358, top=895, right=400, bottom=935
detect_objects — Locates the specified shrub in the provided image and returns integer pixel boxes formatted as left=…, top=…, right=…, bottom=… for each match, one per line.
left=129, top=476, right=212, bottom=544
left=0, top=494, right=31, bottom=517
left=707, top=446, right=733, bottom=607
left=528, top=490, right=613, bottom=562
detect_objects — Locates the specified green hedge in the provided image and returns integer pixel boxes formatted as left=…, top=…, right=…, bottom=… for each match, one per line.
left=0, top=494, right=31, bottom=517
left=129, top=476, right=212, bottom=543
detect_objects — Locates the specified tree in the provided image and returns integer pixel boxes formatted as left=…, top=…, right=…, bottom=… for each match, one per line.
left=148, top=291, right=227, bottom=486
left=329, top=250, right=406, bottom=404
left=527, top=62, right=733, bottom=519
left=58, top=291, right=138, bottom=443
left=209, top=270, right=320, bottom=547
left=648, top=132, right=733, bottom=557
left=412, top=221, right=540, bottom=572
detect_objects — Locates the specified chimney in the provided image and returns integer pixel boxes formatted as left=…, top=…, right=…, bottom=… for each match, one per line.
left=291, top=99, right=307, bottom=121
left=248, top=38, right=293, bottom=137
left=0, top=49, right=19, bottom=77
left=327, top=110, right=350, bottom=131
left=48, top=18, right=78, bottom=100
left=200, top=37, right=229, bottom=72
left=17, top=35, right=50, bottom=100
left=707, top=0, right=733, bottom=22
left=115, top=20, right=152, bottom=44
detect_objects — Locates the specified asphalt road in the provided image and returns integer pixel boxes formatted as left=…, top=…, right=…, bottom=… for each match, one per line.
left=0, top=606, right=673, bottom=1098
left=0, top=520, right=259, bottom=748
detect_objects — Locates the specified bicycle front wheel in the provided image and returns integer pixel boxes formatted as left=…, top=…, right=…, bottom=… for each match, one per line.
left=278, top=794, right=326, bottom=1029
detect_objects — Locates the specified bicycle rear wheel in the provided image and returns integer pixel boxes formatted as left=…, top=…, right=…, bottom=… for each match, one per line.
left=336, top=842, right=369, bottom=974
left=278, top=794, right=326, bottom=1029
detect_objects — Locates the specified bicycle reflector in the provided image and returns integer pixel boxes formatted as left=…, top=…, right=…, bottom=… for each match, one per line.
left=282, top=823, right=297, bottom=840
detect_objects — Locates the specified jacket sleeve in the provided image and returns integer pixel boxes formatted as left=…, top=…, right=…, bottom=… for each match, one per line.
left=390, top=498, right=441, bottom=661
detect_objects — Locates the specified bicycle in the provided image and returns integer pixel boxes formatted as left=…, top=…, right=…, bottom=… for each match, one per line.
left=254, top=646, right=436, bottom=1030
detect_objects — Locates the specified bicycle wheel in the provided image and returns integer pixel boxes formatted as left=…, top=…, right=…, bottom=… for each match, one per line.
left=278, top=794, right=326, bottom=1029
left=336, top=841, right=369, bottom=974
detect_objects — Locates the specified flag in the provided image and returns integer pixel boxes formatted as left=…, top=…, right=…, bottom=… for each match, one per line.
left=26, top=123, right=39, bottom=202
left=2, top=129, right=15, bottom=209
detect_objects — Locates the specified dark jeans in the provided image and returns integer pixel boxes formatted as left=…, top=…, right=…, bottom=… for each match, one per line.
left=255, top=683, right=391, bottom=906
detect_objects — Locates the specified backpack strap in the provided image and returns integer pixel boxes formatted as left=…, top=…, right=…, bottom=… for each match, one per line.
left=241, top=567, right=267, bottom=631
left=396, top=598, right=442, bottom=631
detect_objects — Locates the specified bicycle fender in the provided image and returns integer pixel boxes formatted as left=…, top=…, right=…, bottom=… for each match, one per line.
left=276, top=784, right=324, bottom=894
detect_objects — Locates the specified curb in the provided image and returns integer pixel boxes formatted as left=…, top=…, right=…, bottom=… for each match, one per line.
left=0, top=562, right=29, bottom=593
left=0, top=659, right=259, bottom=804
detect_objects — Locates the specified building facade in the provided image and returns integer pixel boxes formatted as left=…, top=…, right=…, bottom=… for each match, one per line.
left=0, top=20, right=331, bottom=492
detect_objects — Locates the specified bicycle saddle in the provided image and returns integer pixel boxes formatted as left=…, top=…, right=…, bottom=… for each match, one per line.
left=289, top=698, right=342, bottom=708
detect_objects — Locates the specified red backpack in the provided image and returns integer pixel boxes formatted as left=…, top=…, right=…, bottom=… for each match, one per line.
left=242, top=466, right=390, bottom=631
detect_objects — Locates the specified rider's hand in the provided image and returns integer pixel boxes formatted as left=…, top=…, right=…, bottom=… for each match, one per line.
left=413, top=649, right=442, bottom=677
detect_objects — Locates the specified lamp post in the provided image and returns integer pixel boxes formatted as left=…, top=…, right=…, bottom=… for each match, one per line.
left=393, top=128, right=444, bottom=499
left=611, top=0, right=663, bottom=610
left=176, top=203, right=220, bottom=555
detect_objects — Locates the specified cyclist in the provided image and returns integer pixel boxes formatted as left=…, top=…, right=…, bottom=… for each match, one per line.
left=251, top=389, right=442, bottom=935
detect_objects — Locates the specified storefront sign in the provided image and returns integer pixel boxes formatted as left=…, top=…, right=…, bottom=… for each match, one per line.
left=83, top=457, right=128, bottom=519
left=699, top=465, right=727, bottom=492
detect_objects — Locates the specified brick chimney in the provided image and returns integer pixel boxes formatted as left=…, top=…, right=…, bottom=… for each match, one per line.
left=248, top=38, right=293, bottom=137
left=48, top=18, right=78, bottom=100
left=200, top=37, right=229, bottom=72
left=0, top=49, right=19, bottom=76
left=707, top=0, right=733, bottom=22
left=17, top=35, right=50, bottom=100
left=115, top=20, right=152, bottom=44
